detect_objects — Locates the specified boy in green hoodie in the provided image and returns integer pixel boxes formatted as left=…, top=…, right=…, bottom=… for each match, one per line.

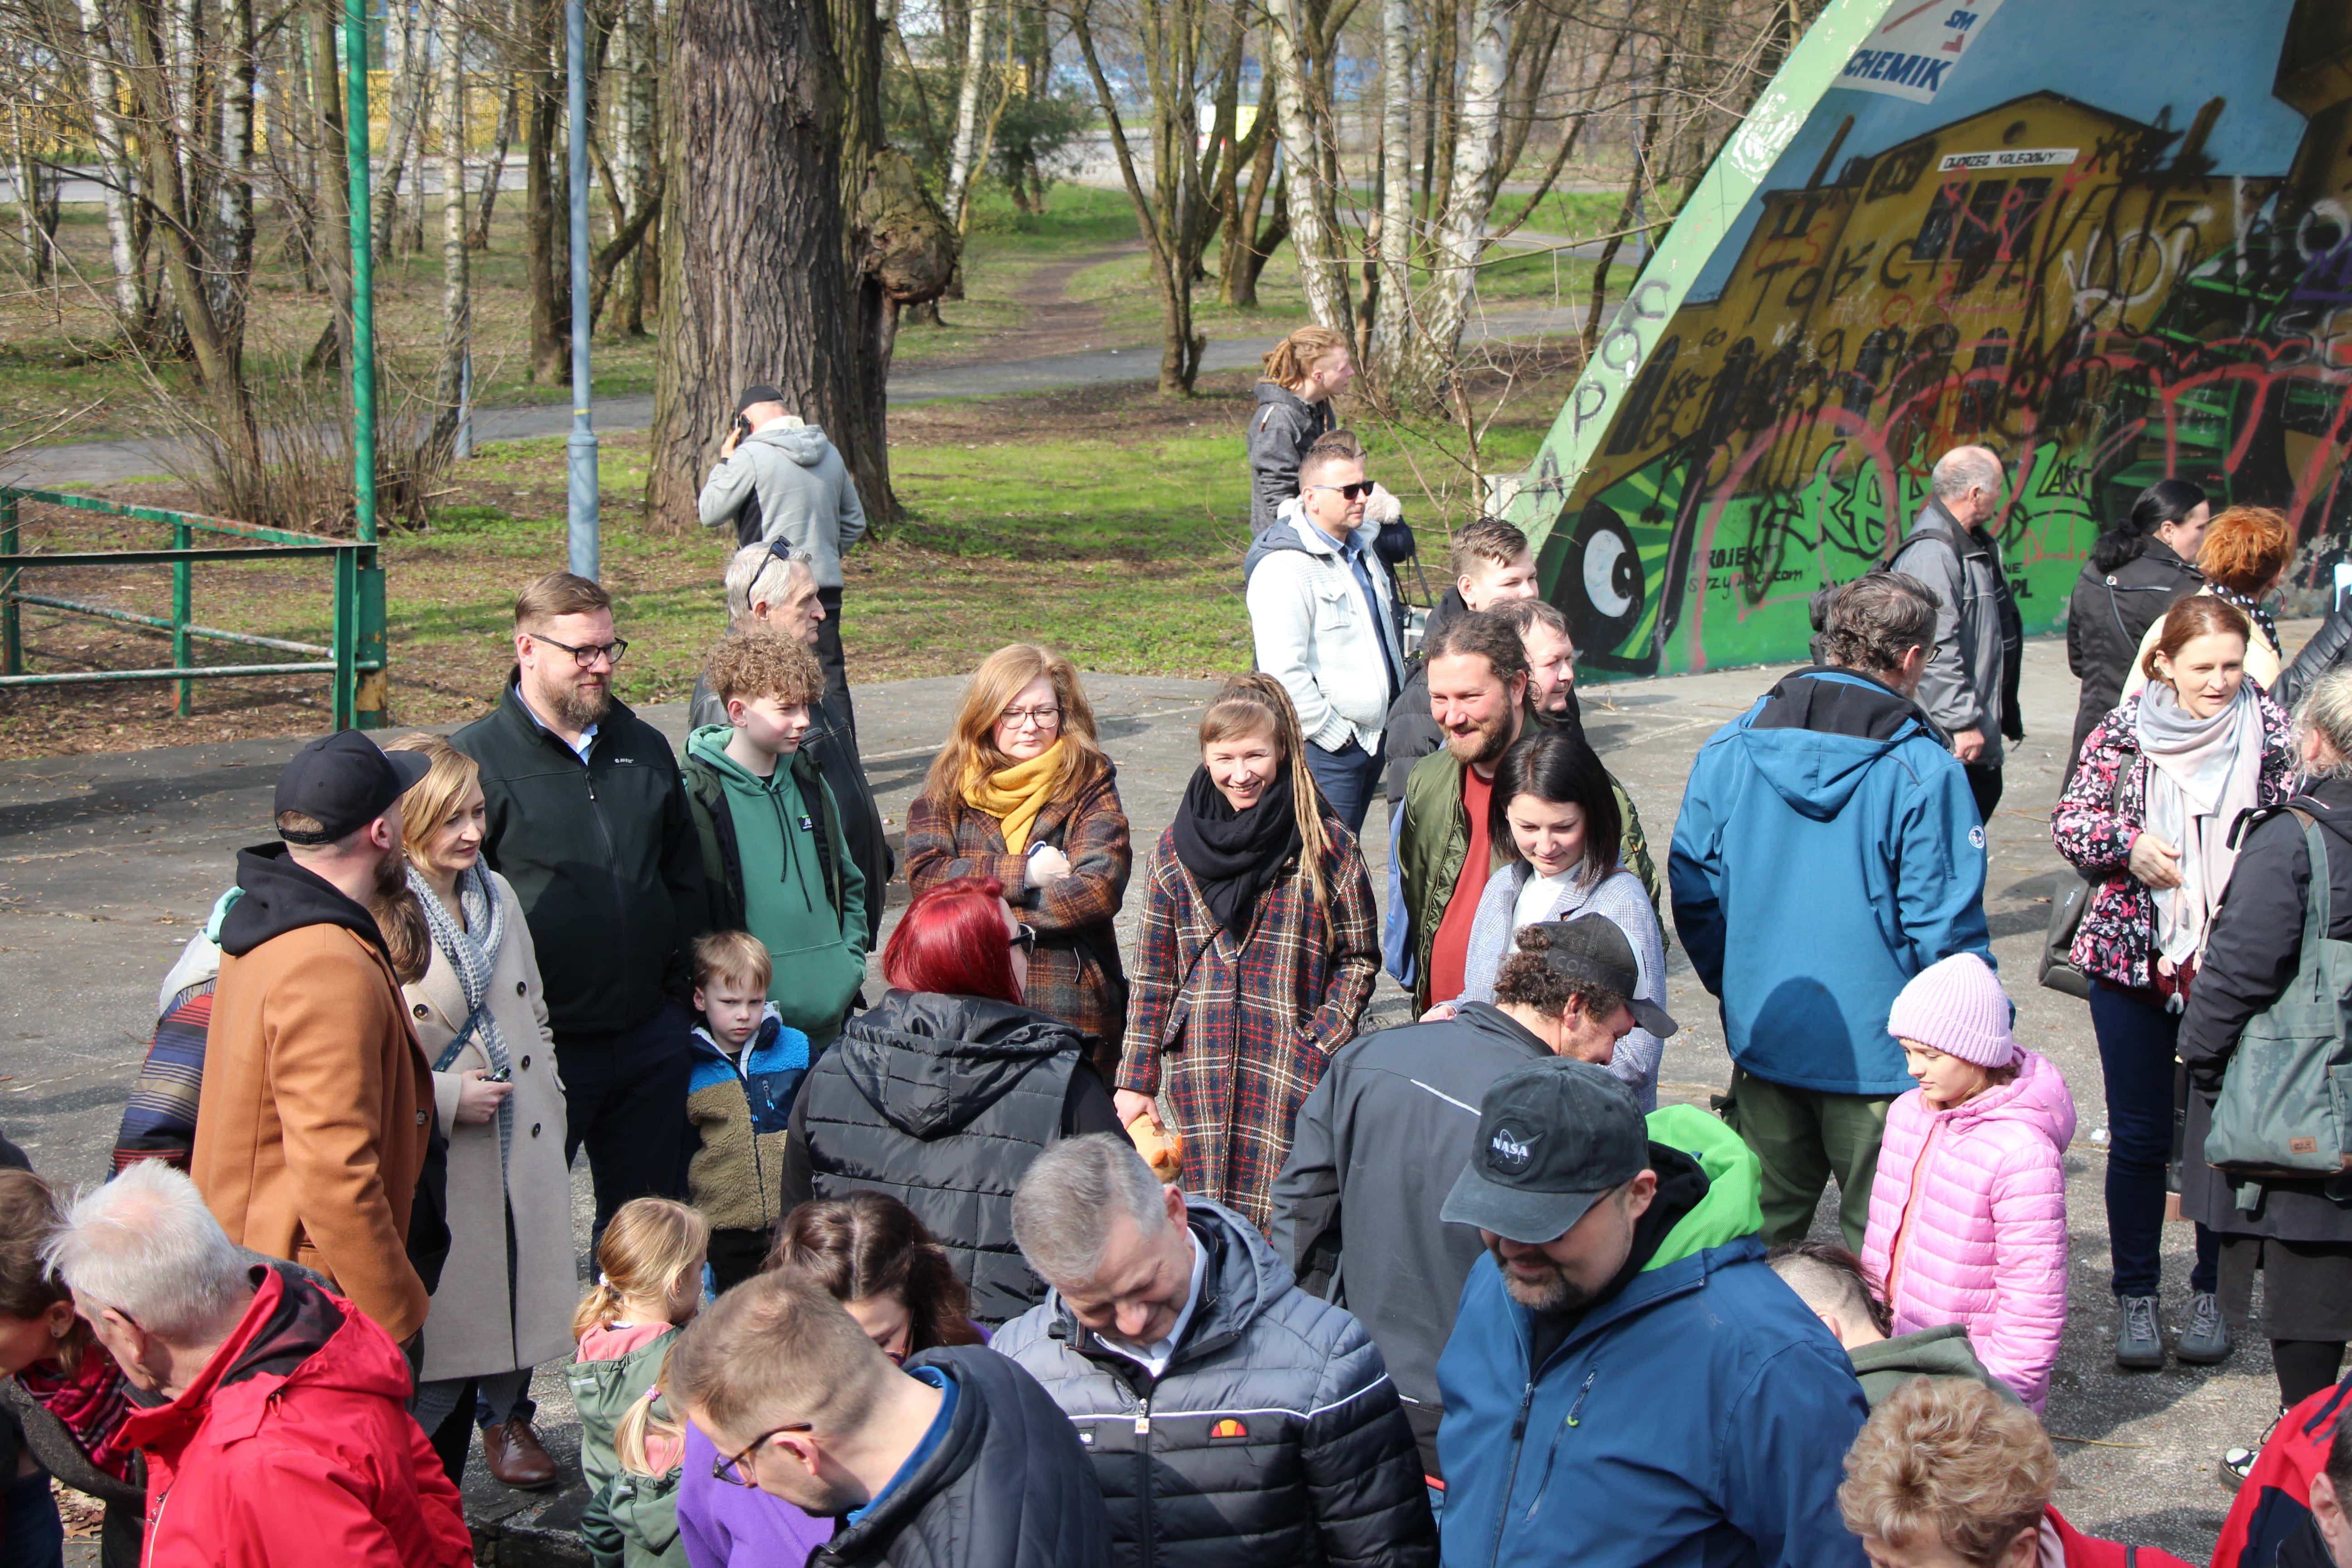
left=681, top=633, right=867, bottom=1049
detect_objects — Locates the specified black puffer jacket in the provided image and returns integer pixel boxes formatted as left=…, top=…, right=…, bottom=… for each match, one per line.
left=1248, top=380, right=1333, bottom=542
left=2277, top=603, right=2352, bottom=713
left=813, top=1344, right=1115, bottom=1568
left=780, top=990, right=1122, bottom=1323
left=2065, top=539, right=2201, bottom=775
left=992, top=1196, right=1437, bottom=1568
left=2179, top=775, right=2352, bottom=1245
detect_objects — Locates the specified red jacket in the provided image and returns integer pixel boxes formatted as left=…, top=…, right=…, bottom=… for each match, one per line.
left=113, top=1264, right=470, bottom=1568
left=2214, top=1375, right=2352, bottom=1568
left=2049, top=1506, right=2199, bottom=1567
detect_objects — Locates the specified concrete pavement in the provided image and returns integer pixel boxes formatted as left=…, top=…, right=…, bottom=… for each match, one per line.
left=1, top=636, right=2276, bottom=1562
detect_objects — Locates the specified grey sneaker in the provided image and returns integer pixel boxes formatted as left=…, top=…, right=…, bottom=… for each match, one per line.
left=2115, top=1293, right=2165, bottom=1369
left=2177, top=1290, right=2234, bottom=1364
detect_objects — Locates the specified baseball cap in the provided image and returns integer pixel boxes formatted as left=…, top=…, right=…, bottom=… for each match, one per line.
left=1519, top=914, right=1678, bottom=1038
left=736, top=384, right=785, bottom=415
left=1440, top=1058, right=1649, bottom=1244
left=274, top=731, right=431, bottom=845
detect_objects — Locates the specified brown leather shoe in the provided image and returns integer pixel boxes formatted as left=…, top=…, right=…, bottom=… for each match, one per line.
left=480, top=1419, right=558, bottom=1489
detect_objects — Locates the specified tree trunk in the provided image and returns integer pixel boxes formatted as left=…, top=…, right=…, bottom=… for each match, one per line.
left=73, top=0, right=144, bottom=320
left=523, top=0, right=568, bottom=380
left=647, top=0, right=877, bottom=530
left=1263, top=0, right=1351, bottom=336
left=830, top=0, right=896, bottom=516
left=1367, top=0, right=1414, bottom=372
left=212, top=0, right=257, bottom=348
left=942, top=0, right=989, bottom=229
left=1413, top=0, right=1511, bottom=384
left=471, top=72, right=517, bottom=248
left=431, top=0, right=470, bottom=454
left=308, top=0, right=354, bottom=381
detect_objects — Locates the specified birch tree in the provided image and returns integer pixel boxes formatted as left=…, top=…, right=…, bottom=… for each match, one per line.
left=941, top=0, right=987, bottom=228
left=430, top=0, right=470, bottom=454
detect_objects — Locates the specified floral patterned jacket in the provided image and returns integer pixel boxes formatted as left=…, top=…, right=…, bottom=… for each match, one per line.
left=2052, top=692, right=2296, bottom=989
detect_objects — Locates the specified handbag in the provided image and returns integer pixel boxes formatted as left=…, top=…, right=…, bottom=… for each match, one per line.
left=2205, top=810, right=2352, bottom=1195
left=2038, top=871, right=2096, bottom=1000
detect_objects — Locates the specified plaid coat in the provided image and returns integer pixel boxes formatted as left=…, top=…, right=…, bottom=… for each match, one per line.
left=905, top=759, right=1133, bottom=1074
left=1117, top=817, right=1380, bottom=1230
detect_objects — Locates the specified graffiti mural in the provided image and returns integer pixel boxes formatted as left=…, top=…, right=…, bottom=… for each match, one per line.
left=1512, top=0, right=2352, bottom=678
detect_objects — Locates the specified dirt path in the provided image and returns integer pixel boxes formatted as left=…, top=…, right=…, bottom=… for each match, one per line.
left=918, top=240, right=1150, bottom=368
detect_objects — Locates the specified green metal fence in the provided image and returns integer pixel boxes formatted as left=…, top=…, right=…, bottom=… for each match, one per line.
left=0, top=488, right=387, bottom=730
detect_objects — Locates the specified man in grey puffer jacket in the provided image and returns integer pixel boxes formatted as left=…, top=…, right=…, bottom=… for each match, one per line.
left=997, top=1136, right=1436, bottom=1568
left=698, top=384, right=868, bottom=738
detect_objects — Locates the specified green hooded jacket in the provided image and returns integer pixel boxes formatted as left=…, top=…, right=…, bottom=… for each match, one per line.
left=1641, top=1103, right=1765, bottom=1271
left=683, top=724, right=867, bottom=1046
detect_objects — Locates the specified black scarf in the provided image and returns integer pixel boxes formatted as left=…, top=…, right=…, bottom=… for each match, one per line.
left=1172, top=764, right=1302, bottom=942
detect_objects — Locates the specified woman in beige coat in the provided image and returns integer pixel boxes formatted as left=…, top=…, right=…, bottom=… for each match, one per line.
left=387, top=735, right=576, bottom=1492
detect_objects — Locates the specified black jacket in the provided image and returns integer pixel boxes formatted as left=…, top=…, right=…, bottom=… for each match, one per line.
left=450, top=678, right=707, bottom=1035
left=2065, top=540, right=2201, bottom=774
left=992, top=1197, right=1437, bottom=1568
left=2179, top=775, right=2352, bottom=1244
left=2278, top=603, right=2352, bottom=713
left=689, top=670, right=895, bottom=949
left=809, top=1344, right=1114, bottom=1568
left=1246, top=380, right=1333, bottom=543
left=780, top=990, right=1122, bottom=1323
left=1267, top=1002, right=1553, bottom=1476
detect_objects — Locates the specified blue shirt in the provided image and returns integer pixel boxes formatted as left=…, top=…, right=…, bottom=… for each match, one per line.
left=845, top=1366, right=958, bottom=1528
left=1338, top=528, right=1401, bottom=701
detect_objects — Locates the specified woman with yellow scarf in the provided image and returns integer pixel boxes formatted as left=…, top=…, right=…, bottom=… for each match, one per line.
left=906, top=645, right=1133, bottom=1078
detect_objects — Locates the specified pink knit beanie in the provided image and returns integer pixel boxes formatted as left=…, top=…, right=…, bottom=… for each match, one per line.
left=1886, top=953, right=2015, bottom=1067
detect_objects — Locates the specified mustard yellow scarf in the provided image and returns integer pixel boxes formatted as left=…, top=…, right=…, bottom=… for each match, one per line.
left=963, top=739, right=1066, bottom=854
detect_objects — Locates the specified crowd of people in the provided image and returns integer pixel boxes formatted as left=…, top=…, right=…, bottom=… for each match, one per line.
left=3, top=327, right=2352, bottom=1568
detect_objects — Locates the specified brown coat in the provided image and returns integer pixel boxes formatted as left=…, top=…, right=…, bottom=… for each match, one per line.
left=405, top=871, right=576, bottom=1384
left=194, top=879, right=433, bottom=1343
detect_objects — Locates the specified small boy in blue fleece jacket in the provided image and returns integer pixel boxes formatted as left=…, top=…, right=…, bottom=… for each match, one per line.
left=685, top=931, right=809, bottom=1290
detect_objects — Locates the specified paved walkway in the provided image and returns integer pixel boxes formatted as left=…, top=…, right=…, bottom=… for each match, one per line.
left=1, top=305, right=1587, bottom=491
left=0, top=636, right=2285, bottom=1563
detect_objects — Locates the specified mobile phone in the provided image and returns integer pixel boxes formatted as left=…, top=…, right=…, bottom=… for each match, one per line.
left=484, top=1065, right=512, bottom=1083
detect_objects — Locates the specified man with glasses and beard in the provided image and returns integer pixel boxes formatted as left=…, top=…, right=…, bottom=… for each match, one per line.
left=192, top=732, right=442, bottom=1346
left=453, top=572, right=708, bottom=1235
left=1434, top=1058, right=1869, bottom=1567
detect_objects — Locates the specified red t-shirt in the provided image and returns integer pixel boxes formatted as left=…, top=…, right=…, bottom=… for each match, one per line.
left=1427, top=766, right=1496, bottom=1005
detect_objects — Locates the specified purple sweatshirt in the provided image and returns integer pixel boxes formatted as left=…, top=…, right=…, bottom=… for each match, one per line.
left=679, top=1422, right=837, bottom=1568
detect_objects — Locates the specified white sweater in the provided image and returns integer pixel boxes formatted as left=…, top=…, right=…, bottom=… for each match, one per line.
left=1245, top=500, right=1402, bottom=755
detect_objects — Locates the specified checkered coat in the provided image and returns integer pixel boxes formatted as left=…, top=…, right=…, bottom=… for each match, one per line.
left=1118, top=817, right=1379, bottom=1230
left=905, top=760, right=1133, bottom=1074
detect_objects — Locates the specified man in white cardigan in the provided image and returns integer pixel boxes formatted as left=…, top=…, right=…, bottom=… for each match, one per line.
left=1244, top=431, right=1405, bottom=833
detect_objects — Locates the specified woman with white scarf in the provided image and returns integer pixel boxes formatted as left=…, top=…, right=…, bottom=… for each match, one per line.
left=2055, top=595, right=2295, bottom=1377
left=386, top=735, right=576, bottom=1493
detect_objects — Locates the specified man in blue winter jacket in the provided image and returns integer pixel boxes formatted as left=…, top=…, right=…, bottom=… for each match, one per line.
left=1668, top=572, right=1990, bottom=1249
left=1434, top=1059, right=1868, bottom=1568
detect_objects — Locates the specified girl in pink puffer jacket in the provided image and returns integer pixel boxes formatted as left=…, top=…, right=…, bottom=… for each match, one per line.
left=1860, top=953, right=2077, bottom=1411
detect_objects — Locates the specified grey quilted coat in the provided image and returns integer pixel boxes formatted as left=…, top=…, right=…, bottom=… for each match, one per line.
left=991, top=1196, right=1436, bottom=1568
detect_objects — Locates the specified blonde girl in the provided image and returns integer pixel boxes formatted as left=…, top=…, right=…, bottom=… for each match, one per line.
left=568, top=1199, right=710, bottom=1506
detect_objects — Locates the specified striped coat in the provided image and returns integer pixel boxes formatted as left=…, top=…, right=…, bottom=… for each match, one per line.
left=1118, top=818, right=1379, bottom=1230
left=905, top=760, right=1133, bottom=1075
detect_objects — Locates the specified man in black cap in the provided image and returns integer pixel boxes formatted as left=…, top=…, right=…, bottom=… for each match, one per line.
left=191, top=732, right=445, bottom=1346
left=1270, top=914, right=1671, bottom=1484
left=696, top=383, right=867, bottom=741
left=1431, top=1059, right=1869, bottom=1566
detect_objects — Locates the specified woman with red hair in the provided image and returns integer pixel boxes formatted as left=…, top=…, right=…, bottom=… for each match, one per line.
left=778, top=874, right=1122, bottom=1324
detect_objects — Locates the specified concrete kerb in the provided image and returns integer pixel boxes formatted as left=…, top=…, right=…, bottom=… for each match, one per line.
left=0, top=637, right=2298, bottom=1563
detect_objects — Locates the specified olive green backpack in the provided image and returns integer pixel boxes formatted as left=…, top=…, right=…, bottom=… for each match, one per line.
left=2205, top=810, right=2352, bottom=1206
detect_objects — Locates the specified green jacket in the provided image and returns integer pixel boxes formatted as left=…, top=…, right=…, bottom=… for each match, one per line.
left=1847, top=1323, right=2022, bottom=1408
left=567, top=1328, right=680, bottom=1498
left=582, top=1469, right=687, bottom=1568
left=682, top=725, right=867, bottom=1046
left=1396, top=739, right=1662, bottom=1009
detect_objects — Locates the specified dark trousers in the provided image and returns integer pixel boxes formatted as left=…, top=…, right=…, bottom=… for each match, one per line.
left=1966, top=761, right=2004, bottom=823
left=1305, top=736, right=1383, bottom=837
left=708, top=1227, right=772, bottom=1295
left=557, top=1000, right=693, bottom=1241
left=2088, top=980, right=2219, bottom=1297
left=815, top=586, right=856, bottom=749
left=0, top=1466, right=63, bottom=1568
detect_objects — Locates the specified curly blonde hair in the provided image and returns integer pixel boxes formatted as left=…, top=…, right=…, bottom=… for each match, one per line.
left=703, top=631, right=824, bottom=710
left=1838, top=1377, right=2053, bottom=1566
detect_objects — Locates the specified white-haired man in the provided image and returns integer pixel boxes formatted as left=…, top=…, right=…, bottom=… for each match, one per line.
left=1891, top=444, right=2023, bottom=822
left=49, top=1161, right=470, bottom=1567
left=994, top=1134, right=1436, bottom=1568
left=688, top=540, right=891, bottom=948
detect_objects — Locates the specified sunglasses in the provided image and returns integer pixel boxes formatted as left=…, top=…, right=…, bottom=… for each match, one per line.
left=1010, top=922, right=1038, bottom=953
left=1306, top=480, right=1375, bottom=502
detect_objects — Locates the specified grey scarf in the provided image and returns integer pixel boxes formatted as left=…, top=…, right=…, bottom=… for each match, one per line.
left=2135, top=681, right=2264, bottom=984
left=407, top=861, right=514, bottom=1171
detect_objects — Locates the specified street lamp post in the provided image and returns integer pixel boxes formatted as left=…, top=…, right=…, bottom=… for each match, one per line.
left=565, top=0, right=598, bottom=579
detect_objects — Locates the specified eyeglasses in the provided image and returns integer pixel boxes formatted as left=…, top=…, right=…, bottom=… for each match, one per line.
left=1010, top=923, right=1038, bottom=953
left=713, top=1422, right=814, bottom=1488
left=1306, top=481, right=1375, bottom=502
left=531, top=632, right=629, bottom=669
left=998, top=706, right=1063, bottom=731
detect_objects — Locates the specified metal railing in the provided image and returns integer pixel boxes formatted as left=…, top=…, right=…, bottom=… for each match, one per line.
left=0, top=488, right=387, bottom=729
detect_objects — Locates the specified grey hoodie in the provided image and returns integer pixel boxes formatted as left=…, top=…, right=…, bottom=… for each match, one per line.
left=696, top=418, right=867, bottom=588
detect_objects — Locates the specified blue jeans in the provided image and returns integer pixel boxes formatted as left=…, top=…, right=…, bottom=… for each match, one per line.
left=2089, top=980, right=2219, bottom=1298
left=1305, top=736, right=1383, bottom=836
